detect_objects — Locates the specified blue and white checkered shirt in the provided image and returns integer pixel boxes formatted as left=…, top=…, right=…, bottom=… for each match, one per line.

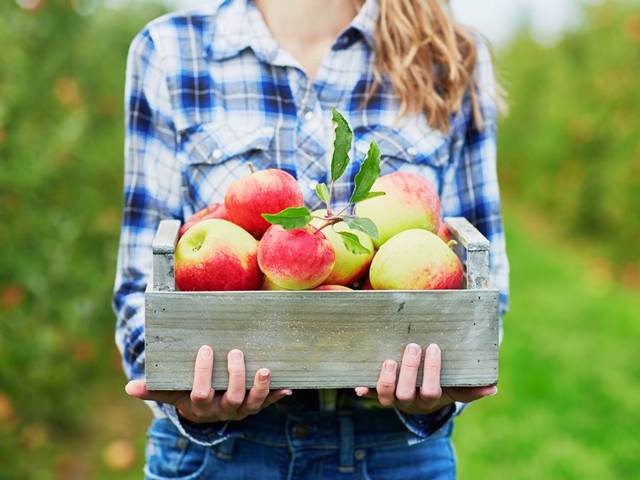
left=113, top=0, right=509, bottom=445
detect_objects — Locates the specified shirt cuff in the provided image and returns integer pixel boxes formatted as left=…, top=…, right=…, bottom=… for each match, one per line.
left=394, top=403, right=456, bottom=439
left=160, top=403, right=231, bottom=447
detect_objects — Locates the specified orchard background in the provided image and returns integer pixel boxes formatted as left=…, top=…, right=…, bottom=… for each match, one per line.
left=0, top=1, right=638, bottom=478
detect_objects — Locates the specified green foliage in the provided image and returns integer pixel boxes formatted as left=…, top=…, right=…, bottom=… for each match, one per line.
left=498, top=1, right=640, bottom=273
left=337, top=231, right=372, bottom=255
left=349, top=141, right=381, bottom=204
left=330, top=108, right=353, bottom=182
left=0, top=1, right=164, bottom=477
left=262, top=207, right=313, bottom=230
left=342, top=216, right=379, bottom=241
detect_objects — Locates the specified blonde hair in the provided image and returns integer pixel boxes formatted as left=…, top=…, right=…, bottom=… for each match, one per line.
left=365, top=0, right=489, bottom=132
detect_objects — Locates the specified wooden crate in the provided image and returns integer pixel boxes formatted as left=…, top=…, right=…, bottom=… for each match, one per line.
left=145, top=217, right=499, bottom=390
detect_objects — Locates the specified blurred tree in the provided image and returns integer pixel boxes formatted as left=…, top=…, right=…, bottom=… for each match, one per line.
left=498, top=1, right=640, bottom=280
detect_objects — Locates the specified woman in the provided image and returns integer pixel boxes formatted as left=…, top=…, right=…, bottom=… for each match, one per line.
left=114, top=0, right=509, bottom=478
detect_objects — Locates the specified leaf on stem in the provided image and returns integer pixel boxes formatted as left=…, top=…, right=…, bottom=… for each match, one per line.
left=362, top=191, right=385, bottom=200
left=343, top=217, right=379, bottom=241
left=315, top=183, right=330, bottom=205
left=337, top=231, right=372, bottom=255
left=349, top=141, right=381, bottom=204
left=262, top=207, right=312, bottom=230
left=330, top=108, right=353, bottom=182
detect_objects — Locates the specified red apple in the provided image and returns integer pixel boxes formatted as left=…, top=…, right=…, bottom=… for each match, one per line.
left=225, top=169, right=304, bottom=238
left=313, top=285, right=352, bottom=291
left=175, top=219, right=262, bottom=291
left=257, top=225, right=335, bottom=290
left=179, top=203, right=230, bottom=237
left=437, top=221, right=452, bottom=243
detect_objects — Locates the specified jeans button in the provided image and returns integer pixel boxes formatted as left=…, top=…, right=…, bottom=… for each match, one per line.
left=292, top=423, right=310, bottom=439
left=354, top=449, right=365, bottom=461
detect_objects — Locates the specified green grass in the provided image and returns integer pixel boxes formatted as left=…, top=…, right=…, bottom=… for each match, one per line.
left=454, top=209, right=640, bottom=479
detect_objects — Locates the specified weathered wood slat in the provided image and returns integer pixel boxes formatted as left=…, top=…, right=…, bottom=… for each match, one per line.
left=145, top=290, right=499, bottom=390
left=152, top=220, right=181, bottom=292
left=445, top=217, right=491, bottom=289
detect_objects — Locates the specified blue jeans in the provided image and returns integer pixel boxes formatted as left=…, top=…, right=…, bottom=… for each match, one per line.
left=145, top=405, right=456, bottom=479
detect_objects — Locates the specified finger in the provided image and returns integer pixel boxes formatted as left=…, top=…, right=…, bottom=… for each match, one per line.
left=355, top=387, right=369, bottom=397
left=376, top=360, right=398, bottom=407
left=219, top=349, right=246, bottom=412
left=419, top=344, right=443, bottom=406
left=240, top=368, right=271, bottom=416
left=125, top=380, right=182, bottom=404
left=262, top=389, right=293, bottom=408
left=190, top=346, right=215, bottom=414
left=395, top=343, right=422, bottom=404
left=445, top=385, right=497, bottom=403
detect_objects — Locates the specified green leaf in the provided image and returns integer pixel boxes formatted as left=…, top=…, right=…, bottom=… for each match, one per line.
left=343, top=216, right=379, bottom=241
left=363, top=191, right=385, bottom=200
left=349, top=141, right=381, bottom=204
left=337, top=231, right=372, bottom=255
left=262, top=207, right=312, bottom=230
left=330, top=108, right=353, bottom=182
left=315, top=183, right=330, bottom=205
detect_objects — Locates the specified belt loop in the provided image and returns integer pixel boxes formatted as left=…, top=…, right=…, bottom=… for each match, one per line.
left=337, top=410, right=355, bottom=473
left=215, top=437, right=237, bottom=460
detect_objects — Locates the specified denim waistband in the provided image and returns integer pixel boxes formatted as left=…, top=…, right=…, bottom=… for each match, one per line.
left=221, top=403, right=453, bottom=450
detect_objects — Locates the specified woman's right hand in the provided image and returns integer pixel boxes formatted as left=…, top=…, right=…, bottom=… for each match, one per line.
left=125, top=346, right=291, bottom=423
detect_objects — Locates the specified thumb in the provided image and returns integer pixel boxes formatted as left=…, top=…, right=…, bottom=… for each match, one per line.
left=125, top=380, right=183, bottom=404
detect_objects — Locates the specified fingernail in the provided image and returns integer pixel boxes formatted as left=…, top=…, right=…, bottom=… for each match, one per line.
left=284, top=390, right=293, bottom=396
left=407, top=343, right=420, bottom=357
left=355, top=387, right=367, bottom=397
left=259, top=368, right=270, bottom=380
left=489, top=386, right=498, bottom=396
left=427, top=344, right=440, bottom=359
left=200, top=346, right=212, bottom=358
left=384, top=360, right=396, bottom=372
left=124, top=382, right=133, bottom=395
left=229, top=349, right=243, bottom=361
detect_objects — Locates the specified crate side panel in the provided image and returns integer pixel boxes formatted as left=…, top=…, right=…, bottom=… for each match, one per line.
left=145, top=291, right=499, bottom=390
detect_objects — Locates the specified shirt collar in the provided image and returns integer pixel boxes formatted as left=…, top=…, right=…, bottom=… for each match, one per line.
left=208, top=0, right=379, bottom=62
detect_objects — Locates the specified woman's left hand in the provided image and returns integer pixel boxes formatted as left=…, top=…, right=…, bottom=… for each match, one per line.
left=354, top=343, right=497, bottom=415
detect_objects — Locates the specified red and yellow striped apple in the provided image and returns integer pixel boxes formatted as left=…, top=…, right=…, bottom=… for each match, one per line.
left=179, top=203, right=230, bottom=237
left=369, top=229, right=463, bottom=290
left=258, top=225, right=335, bottom=290
left=175, top=219, right=262, bottom=291
left=313, top=285, right=352, bottom=291
left=354, top=172, right=440, bottom=247
left=310, top=210, right=374, bottom=286
left=225, top=169, right=304, bottom=238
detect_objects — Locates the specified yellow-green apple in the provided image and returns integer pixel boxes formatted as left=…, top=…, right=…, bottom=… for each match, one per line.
left=262, top=276, right=288, bottom=291
left=179, top=203, right=229, bottom=237
left=310, top=210, right=374, bottom=286
left=313, top=285, right=352, bottom=291
left=354, top=172, right=440, bottom=247
left=369, top=229, right=463, bottom=290
left=175, top=219, right=262, bottom=291
left=225, top=169, right=304, bottom=238
left=258, top=225, right=335, bottom=290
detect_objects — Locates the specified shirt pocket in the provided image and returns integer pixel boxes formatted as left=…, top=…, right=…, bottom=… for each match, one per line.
left=179, top=121, right=276, bottom=214
left=352, top=123, right=451, bottom=193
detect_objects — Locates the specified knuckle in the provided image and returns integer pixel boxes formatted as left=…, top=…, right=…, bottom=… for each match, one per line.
left=395, top=390, right=416, bottom=403
left=190, top=389, right=211, bottom=403
left=377, top=381, right=396, bottom=392
left=225, top=393, right=244, bottom=408
left=378, top=395, right=395, bottom=407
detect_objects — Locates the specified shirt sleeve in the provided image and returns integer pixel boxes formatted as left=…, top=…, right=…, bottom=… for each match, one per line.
left=112, top=26, right=229, bottom=446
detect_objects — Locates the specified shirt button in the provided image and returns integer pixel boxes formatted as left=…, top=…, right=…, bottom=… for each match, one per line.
left=212, top=149, right=223, bottom=160
left=354, top=449, right=366, bottom=461
left=292, top=423, right=311, bottom=439
left=304, top=110, right=315, bottom=121
left=407, top=147, right=418, bottom=156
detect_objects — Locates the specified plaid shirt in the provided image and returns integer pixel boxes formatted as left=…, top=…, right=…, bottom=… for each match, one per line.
left=113, top=0, right=509, bottom=446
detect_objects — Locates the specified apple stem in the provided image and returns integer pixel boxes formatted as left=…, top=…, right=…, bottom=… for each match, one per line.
left=316, top=217, right=343, bottom=234
left=247, top=162, right=256, bottom=174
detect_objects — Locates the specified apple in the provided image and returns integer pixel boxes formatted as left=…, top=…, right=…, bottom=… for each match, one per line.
left=369, top=229, right=463, bottom=290
left=175, top=219, right=262, bottom=291
left=179, top=203, right=229, bottom=237
left=310, top=210, right=374, bottom=286
left=257, top=225, right=335, bottom=290
left=313, top=285, right=352, bottom=291
left=437, top=221, right=452, bottom=243
left=225, top=169, right=304, bottom=238
left=262, top=275, right=288, bottom=291
left=354, top=171, right=440, bottom=247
